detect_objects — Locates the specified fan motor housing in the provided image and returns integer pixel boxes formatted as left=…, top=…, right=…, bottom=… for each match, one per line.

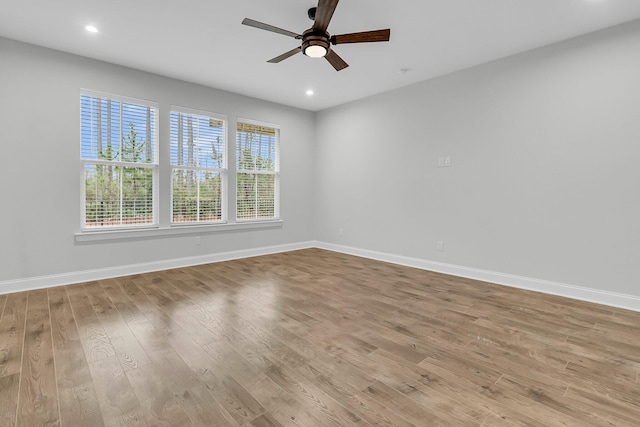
left=302, top=29, right=330, bottom=56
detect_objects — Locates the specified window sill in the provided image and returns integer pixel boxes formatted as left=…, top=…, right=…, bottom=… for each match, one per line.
left=74, top=220, right=283, bottom=243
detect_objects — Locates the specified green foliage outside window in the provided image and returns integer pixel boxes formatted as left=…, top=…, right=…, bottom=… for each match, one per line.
left=85, top=122, right=154, bottom=226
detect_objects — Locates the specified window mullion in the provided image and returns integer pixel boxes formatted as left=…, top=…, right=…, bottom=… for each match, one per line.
left=119, top=165, right=124, bottom=225
left=196, top=171, right=201, bottom=222
left=254, top=173, right=258, bottom=219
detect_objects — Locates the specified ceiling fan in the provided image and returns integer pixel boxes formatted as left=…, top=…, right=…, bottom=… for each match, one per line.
left=242, top=0, right=391, bottom=71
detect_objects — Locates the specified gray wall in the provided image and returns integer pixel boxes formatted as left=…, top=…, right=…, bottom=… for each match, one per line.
left=0, top=38, right=315, bottom=282
left=314, top=20, right=640, bottom=296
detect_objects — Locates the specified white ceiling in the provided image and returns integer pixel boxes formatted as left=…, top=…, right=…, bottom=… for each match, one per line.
left=2, top=0, right=640, bottom=111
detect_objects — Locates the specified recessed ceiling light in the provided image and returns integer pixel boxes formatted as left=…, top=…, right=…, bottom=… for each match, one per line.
left=85, top=25, right=99, bottom=33
left=306, top=89, right=314, bottom=96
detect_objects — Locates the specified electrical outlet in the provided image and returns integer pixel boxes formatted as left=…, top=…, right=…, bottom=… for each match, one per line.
left=436, top=241, right=444, bottom=251
left=444, top=156, right=451, bottom=167
left=438, top=157, right=445, bottom=167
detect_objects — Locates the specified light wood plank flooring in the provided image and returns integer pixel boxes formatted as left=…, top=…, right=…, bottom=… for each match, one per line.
left=1, top=248, right=639, bottom=426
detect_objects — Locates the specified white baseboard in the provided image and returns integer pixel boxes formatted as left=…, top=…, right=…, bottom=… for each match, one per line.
left=0, top=241, right=315, bottom=295
left=3, top=240, right=640, bottom=313
left=314, top=241, right=640, bottom=313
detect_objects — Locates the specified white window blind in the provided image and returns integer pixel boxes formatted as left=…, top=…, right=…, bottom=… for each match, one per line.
left=236, top=120, right=280, bottom=221
left=170, top=108, right=227, bottom=224
left=80, top=92, right=158, bottom=229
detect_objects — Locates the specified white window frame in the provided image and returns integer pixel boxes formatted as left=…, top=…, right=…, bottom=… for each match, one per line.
left=236, top=118, right=281, bottom=222
left=170, top=106, right=228, bottom=226
left=80, top=89, right=159, bottom=232
left=75, top=97, right=283, bottom=242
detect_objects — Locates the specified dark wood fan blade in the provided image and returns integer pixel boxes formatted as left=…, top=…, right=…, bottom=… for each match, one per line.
left=267, top=47, right=302, bottom=63
left=313, top=0, right=339, bottom=33
left=242, top=18, right=301, bottom=39
left=331, top=29, right=390, bottom=45
left=325, top=49, right=349, bottom=71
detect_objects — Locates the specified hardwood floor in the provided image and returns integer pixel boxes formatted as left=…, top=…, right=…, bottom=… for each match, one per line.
left=1, top=248, right=639, bottom=426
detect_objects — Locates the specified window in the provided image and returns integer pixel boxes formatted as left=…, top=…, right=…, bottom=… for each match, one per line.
left=170, top=108, right=227, bottom=224
left=236, top=120, right=280, bottom=221
left=78, top=91, right=282, bottom=240
left=80, top=92, right=158, bottom=229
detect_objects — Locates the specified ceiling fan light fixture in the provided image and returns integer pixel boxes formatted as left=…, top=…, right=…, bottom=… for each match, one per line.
left=241, top=0, right=390, bottom=71
left=304, top=45, right=327, bottom=58
left=302, top=29, right=330, bottom=58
